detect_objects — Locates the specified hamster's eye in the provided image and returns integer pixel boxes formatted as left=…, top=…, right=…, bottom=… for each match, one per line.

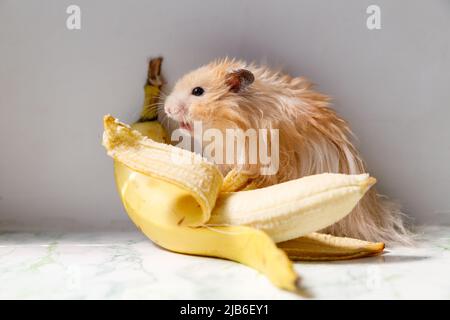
left=191, top=87, right=204, bottom=96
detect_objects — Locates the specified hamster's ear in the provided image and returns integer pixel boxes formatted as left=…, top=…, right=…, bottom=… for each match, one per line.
left=226, top=69, right=254, bottom=93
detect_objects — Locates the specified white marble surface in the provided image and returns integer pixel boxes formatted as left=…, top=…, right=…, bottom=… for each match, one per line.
left=1, top=226, right=449, bottom=299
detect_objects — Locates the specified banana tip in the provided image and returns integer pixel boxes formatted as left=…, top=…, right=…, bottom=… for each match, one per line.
left=103, top=114, right=113, bottom=122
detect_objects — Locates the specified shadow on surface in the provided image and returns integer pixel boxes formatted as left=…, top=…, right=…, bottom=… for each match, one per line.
left=299, top=252, right=431, bottom=265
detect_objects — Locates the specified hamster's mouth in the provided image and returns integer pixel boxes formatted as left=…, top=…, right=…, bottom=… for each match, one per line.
left=179, top=121, right=193, bottom=132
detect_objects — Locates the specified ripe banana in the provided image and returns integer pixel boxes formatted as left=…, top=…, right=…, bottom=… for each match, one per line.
left=103, top=114, right=378, bottom=290
left=101, top=57, right=383, bottom=292
left=106, top=117, right=298, bottom=291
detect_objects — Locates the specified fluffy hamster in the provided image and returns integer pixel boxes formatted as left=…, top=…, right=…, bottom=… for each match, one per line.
left=163, top=58, right=410, bottom=244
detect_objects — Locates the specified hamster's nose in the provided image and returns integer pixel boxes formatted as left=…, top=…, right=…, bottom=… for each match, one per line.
left=165, top=102, right=186, bottom=116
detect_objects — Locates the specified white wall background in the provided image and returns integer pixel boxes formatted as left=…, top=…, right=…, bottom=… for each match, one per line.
left=1, top=0, right=449, bottom=230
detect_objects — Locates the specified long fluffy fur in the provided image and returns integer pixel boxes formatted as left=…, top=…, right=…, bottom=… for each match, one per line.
left=165, top=58, right=412, bottom=244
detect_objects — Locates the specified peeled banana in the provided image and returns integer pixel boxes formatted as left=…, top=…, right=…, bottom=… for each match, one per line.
left=210, top=173, right=376, bottom=243
left=107, top=117, right=298, bottom=291
left=101, top=57, right=384, bottom=292
left=103, top=114, right=379, bottom=290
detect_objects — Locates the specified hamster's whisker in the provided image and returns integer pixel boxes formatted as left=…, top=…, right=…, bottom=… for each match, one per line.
left=156, top=91, right=168, bottom=99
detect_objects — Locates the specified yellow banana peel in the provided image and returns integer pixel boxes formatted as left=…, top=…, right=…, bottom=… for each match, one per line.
left=279, top=232, right=385, bottom=261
